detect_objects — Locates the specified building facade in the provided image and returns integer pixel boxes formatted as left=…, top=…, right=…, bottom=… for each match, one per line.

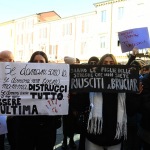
left=0, top=0, right=149, bottom=63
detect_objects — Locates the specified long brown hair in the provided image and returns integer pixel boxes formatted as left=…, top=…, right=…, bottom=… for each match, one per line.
left=98, top=54, right=118, bottom=65
left=29, top=51, right=48, bottom=63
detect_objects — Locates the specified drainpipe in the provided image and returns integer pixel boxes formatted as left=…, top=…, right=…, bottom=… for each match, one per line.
left=74, top=17, right=76, bottom=58
left=110, top=2, right=113, bottom=53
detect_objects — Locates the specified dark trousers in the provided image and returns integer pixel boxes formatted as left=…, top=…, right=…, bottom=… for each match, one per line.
left=62, top=115, right=75, bottom=138
left=62, top=115, right=75, bottom=146
left=0, top=134, right=5, bottom=150
left=122, top=125, right=141, bottom=150
left=78, top=134, right=86, bottom=150
left=142, top=140, right=150, bottom=150
left=7, top=117, right=17, bottom=150
left=15, top=123, right=56, bottom=150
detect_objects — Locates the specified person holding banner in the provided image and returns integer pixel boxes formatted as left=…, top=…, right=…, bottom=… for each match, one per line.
left=15, top=51, right=58, bottom=150
left=137, top=71, right=150, bottom=150
left=126, top=66, right=150, bottom=150
left=126, top=47, right=139, bottom=66
left=0, top=50, right=15, bottom=150
left=0, top=116, right=6, bottom=150
left=124, top=60, right=146, bottom=150
left=85, top=54, right=127, bottom=150
left=0, top=50, right=14, bottom=62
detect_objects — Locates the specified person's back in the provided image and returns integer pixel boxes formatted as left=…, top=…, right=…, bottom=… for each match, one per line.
left=62, top=56, right=79, bottom=149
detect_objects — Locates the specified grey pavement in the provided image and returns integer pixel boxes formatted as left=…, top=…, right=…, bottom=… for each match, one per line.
left=4, top=126, right=80, bottom=150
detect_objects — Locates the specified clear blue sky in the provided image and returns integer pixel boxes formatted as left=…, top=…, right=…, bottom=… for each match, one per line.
left=0, top=0, right=101, bottom=23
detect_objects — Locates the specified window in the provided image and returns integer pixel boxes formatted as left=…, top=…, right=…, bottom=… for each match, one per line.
left=80, top=42, right=86, bottom=55
left=100, top=36, right=106, bottom=48
left=101, top=10, right=106, bottom=22
left=49, top=45, right=58, bottom=59
left=31, top=32, right=33, bottom=44
left=118, top=7, right=124, bottom=20
left=137, top=3, right=144, bottom=18
left=62, top=23, right=72, bottom=36
left=43, top=27, right=47, bottom=38
left=39, top=27, right=47, bottom=38
left=22, top=22, right=24, bottom=30
left=10, top=29, right=12, bottom=37
left=19, top=50, right=23, bottom=60
left=82, top=20, right=89, bottom=33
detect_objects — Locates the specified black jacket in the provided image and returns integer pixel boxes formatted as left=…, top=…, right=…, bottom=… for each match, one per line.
left=127, top=73, right=150, bottom=131
left=140, top=73, right=150, bottom=131
left=86, top=92, right=122, bottom=146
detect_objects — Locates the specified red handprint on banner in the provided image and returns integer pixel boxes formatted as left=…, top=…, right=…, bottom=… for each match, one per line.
left=46, top=99, right=61, bottom=113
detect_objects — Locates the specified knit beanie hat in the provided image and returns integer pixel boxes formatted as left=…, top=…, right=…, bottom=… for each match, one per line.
left=88, top=56, right=99, bottom=64
left=64, top=56, right=75, bottom=64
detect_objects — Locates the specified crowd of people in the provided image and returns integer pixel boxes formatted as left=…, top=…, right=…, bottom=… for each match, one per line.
left=0, top=49, right=150, bottom=150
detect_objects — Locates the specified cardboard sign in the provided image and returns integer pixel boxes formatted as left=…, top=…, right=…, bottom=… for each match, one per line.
left=118, top=27, right=150, bottom=52
left=0, top=62, right=69, bottom=116
left=70, top=65, right=139, bottom=93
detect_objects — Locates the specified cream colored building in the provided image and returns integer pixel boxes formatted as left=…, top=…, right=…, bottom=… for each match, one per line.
left=0, top=21, right=15, bottom=53
left=0, top=0, right=149, bottom=63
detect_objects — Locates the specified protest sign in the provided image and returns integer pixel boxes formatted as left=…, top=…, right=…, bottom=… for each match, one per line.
left=118, top=27, right=150, bottom=52
left=0, top=62, right=69, bottom=116
left=0, top=116, right=7, bottom=135
left=70, top=64, right=139, bottom=93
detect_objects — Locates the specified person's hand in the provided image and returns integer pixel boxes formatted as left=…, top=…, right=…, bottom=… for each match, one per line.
left=132, top=47, right=139, bottom=56
left=73, top=110, right=78, bottom=116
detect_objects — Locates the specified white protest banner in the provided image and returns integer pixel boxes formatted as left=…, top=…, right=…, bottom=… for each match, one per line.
left=0, top=62, right=69, bottom=116
left=118, top=27, right=150, bottom=52
left=0, top=116, right=8, bottom=135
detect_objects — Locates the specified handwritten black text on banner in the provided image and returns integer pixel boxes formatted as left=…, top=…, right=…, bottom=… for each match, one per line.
left=0, top=62, right=69, bottom=115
